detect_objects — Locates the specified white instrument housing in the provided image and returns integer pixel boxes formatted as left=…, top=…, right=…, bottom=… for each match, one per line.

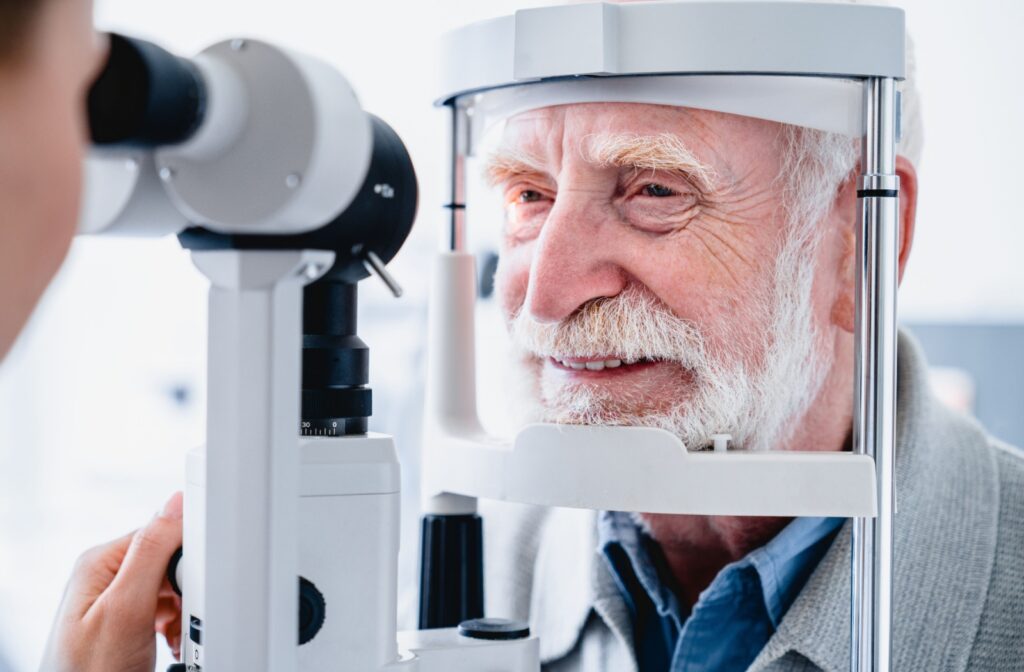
left=183, top=433, right=539, bottom=671
left=157, top=40, right=373, bottom=235
left=78, top=39, right=374, bottom=238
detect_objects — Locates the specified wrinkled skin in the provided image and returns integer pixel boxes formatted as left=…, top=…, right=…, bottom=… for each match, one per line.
left=491, top=103, right=917, bottom=606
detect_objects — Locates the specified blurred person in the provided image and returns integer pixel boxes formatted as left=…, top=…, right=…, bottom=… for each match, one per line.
left=0, top=0, right=182, bottom=669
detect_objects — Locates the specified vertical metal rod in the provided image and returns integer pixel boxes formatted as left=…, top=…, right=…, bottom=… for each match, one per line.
left=851, top=77, right=900, bottom=672
left=445, top=102, right=470, bottom=252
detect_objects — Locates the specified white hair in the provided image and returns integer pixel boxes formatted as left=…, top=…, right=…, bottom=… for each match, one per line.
left=776, top=0, right=922, bottom=238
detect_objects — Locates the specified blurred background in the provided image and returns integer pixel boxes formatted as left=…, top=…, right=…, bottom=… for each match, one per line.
left=1, top=0, right=1022, bottom=669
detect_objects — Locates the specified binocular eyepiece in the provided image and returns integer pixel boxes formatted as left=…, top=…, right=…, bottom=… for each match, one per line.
left=86, top=33, right=419, bottom=436
left=88, top=34, right=206, bottom=148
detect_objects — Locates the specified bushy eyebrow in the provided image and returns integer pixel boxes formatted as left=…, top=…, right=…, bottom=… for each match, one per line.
left=483, top=132, right=720, bottom=193
left=582, top=132, right=719, bottom=192
left=483, top=146, right=549, bottom=188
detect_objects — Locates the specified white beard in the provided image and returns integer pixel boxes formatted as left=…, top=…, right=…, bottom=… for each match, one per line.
left=497, top=227, right=832, bottom=452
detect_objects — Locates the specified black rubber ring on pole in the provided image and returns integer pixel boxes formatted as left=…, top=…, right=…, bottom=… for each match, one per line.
left=458, top=617, right=531, bottom=641
left=856, top=189, right=899, bottom=198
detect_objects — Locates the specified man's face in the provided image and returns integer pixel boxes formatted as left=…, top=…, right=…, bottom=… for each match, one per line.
left=487, top=103, right=844, bottom=450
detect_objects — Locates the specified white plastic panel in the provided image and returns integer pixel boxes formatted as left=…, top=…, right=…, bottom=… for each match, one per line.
left=438, top=1, right=905, bottom=104
left=424, top=423, right=877, bottom=518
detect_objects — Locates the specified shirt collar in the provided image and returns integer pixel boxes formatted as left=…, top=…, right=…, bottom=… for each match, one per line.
left=744, top=515, right=845, bottom=627
left=599, top=510, right=843, bottom=630
left=598, top=511, right=684, bottom=623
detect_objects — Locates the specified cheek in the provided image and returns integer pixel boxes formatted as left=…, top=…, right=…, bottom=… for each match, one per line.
left=33, top=93, right=86, bottom=259
left=495, top=244, right=533, bottom=318
left=632, top=249, right=775, bottom=367
left=4, top=68, right=88, bottom=276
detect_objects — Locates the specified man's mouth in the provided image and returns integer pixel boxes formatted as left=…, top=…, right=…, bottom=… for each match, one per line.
left=548, top=356, right=659, bottom=374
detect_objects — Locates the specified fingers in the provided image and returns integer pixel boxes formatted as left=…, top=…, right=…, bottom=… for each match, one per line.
left=108, top=492, right=183, bottom=611
left=63, top=531, right=136, bottom=617
left=155, top=590, right=182, bottom=658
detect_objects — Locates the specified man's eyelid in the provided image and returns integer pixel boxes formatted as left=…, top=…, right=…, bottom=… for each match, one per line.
left=619, top=165, right=706, bottom=193
left=505, top=178, right=555, bottom=199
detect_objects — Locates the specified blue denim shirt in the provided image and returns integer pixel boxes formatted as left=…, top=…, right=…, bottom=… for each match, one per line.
left=599, top=511, right=844, bottom=672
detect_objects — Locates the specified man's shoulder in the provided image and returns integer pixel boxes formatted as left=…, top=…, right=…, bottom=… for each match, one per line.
left=990, top=436, right=1024, bottom=485
left=962, top=437, right=1024, bottom=670
left=947, top=406, right=1024, bottom=519
left=986, top=437, right=1024, bottom=554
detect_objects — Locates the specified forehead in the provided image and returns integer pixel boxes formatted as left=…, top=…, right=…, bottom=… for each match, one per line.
left=498, top=103, right=780, bottom=166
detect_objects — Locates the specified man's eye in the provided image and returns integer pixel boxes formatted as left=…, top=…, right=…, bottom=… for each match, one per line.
left=517, top=189, right=545, bottom=203
left=642, top=183, right=676, bottom=198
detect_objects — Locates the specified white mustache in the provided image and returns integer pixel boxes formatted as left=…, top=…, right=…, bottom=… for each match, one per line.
left=509, top=285, right=711, bottom=371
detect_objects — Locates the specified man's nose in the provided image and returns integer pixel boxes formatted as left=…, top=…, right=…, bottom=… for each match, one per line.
left=524, top=197, right=627, bottom=323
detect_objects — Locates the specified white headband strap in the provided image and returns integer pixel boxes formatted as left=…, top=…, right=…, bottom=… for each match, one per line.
left=460, top=74, right=868, bottom=153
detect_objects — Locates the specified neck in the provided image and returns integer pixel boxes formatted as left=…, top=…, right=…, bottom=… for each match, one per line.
left=642, top=514, right=791, bottom=608
left=641, top=332, right=855, bottom=609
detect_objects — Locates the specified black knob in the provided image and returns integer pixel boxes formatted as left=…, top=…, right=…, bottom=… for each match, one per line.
left=458, top=617, right=530, bottom=641
left=167, top=546, right=183, bottom=596
left=298, top=576, right=326, bottom=645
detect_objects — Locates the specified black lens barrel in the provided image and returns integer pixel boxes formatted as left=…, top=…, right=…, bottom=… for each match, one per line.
left=88, top=33, right=205, bottom=147
left=301, top=278, right=372, bottom=436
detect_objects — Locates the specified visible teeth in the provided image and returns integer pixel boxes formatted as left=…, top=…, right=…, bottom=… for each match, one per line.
left=556, top=357, right=627, bottom=371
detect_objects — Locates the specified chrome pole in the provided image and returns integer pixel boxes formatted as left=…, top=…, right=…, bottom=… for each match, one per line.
left=851, top=77, right=900, bottom=672
left=445, top=102, right=470, bottom=252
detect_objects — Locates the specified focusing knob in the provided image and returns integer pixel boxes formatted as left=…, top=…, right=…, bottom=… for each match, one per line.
left=167, top=546, right=183, bottom=596
left=298, top=576, right=326, bottom=645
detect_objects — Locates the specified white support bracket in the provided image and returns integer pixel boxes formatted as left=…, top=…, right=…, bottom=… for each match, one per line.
left=191, top=249, right=333, bottom=672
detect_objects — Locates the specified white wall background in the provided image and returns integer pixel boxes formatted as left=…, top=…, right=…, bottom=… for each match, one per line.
left=0, top=1, right=1022, bottom=670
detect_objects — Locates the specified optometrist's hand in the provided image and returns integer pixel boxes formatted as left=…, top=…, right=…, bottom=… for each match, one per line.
left=40, top=492, right=185, bottom=672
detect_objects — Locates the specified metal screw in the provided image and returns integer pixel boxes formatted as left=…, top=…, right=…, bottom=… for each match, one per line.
left=158, top=166, right=176, bottom=182
left=286, top=173, right=302, bottom=189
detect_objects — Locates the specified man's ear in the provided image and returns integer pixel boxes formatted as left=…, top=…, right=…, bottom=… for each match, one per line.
left=894, top=155, right=918, bottom=284
left=831, top=155, right=918, bottom=333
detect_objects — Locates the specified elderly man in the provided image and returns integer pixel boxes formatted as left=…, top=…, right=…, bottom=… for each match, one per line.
left=477, top=53, right=1024, bottom=672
